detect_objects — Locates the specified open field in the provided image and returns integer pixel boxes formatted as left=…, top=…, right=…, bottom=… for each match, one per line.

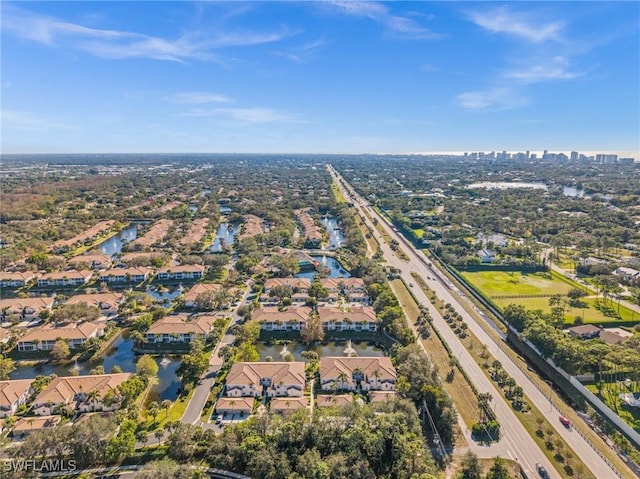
left=491, top=296, right=639, bottom=325
left=461, top=270, right=573, bottom=298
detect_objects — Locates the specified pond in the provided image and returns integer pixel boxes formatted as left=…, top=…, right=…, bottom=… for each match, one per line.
left=256, top=340, right=385, bottom=362
left=321, top=217, right=345, bottom=250
left=146, top=285, right=184, bottom=306
left=563, top=186, right=586, bottom=198
left=9, top=333, right=182, bottom=404
left=467, top=182, right=548, bottom=190
left=209, top=222, right=238, bottom=252
left=295, top=255, right=351, bottom=279
left=97, top=224, right=138, bottom=256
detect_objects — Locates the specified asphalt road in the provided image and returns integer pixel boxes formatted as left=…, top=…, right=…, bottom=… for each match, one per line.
left=328, top=165, right=625, bottom=479
left=181, top=284, right=252, bottom=425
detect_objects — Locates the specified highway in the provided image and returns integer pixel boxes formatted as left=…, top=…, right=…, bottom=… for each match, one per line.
left=328, top=165, right=626, bottom=479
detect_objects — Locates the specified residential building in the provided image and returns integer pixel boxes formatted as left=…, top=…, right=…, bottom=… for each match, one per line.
left=31, top=373, right=131, bottom=415
left=68, top=253, right=112, bottom=270
left=270, top=397, right=308, bottom=415
left=225, top=362, right=306, bottom=398
left=0, top=327, right=9, bottom=344
left=252, top=307, right=310, bottom=331
left=17, top=321, right=106, bottom=352
left=264, top=278, right=311, bottom=294
left=98, top=267, right=153, bottom=283
left=50, top=220, right=116, bottom=253
left=477, top=249, right=496, bottom=263
left=316, top=394, right=353, bottom=408
left=0, top=271, right=35, bottom=288
left=184, top=283, right=222, bottom=308
left=319, top=357, right=397, bottom=392
left=318, top=306, right=378, bottom=332
left=613, top=267, right=640, bottom=282
left=156, top=264, right=205, bottom=281
left=65, top=292, right=124, bottom=316
left=12, top=416, right=61, bottom=438
left=567, top=324, right=602, bottom=340
left=369, top=391, right=399, bottom=403
left=0, top=379, right=33, bottom=418
left=145, top=314, right=216, bottom=343
left=37, top=270, right=92, bottom=287
left=215, top=397, right=253, bottom=417
left=0, top=297, right=55, bottom=321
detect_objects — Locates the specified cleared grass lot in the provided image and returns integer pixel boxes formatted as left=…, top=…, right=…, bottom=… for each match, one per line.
left=460, top=270, right=573, bottom=297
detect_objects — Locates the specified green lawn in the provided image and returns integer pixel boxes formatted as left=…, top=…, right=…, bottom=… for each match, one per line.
left=461, top=270, right=573, bottom=297
left=411, top=228, right=424, bottom=238
left=492, top=296, right=638, bottom=325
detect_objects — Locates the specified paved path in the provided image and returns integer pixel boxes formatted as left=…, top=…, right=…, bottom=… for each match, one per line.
left=181, top=283, right=253, bottom=425
left=329, top=165, right=627, bottom=479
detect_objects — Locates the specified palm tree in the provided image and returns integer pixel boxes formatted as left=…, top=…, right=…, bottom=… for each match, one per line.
left=161, top=399, right=172, bottom=419
left=154, top=429, right=164, bottom=445
left=337, top=371, right=349, bottom=391
left=86, top=390, right=101, bottom=412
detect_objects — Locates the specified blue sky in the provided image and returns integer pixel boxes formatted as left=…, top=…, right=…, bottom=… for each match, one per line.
left=2, top=1, right=639, bottom=155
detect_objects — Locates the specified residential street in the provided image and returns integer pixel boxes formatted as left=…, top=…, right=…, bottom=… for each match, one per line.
left=328, top=165, right=628, bottom=479
left=181, top=283, right=253, bottom=425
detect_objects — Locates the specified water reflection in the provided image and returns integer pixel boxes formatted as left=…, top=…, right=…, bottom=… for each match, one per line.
left=321, top=217, right=345, bottom=250
left=256, top=341, right=384, bottom=361
left=97, top=225, right=138, bottom=256
left=295, top=255, right=351, bottom=279
left=10, top=332, right=182, bottom=403
left=209, top=222, right=238, bottom=252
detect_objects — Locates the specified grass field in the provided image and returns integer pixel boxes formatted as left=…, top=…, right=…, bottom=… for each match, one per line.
left=461, top=270, right=573, bottom=297
left=460, top=270, right=640, bottom=324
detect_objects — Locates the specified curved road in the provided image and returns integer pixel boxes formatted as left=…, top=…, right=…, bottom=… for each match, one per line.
left=328, top=165, right=626, bottom=479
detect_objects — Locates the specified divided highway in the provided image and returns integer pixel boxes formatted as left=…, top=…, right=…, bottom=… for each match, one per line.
left=327, top=165, right=627, bottom=479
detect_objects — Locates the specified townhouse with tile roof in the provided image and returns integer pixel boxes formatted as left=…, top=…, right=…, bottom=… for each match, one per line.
left=225, top=362, right=306, bottom=398
left=145, top=314, right=217, bottom=344
left=0, top=297, right=55, bottom=321
left=0, top=379, right=33, bottom=418
left=17, top=321, right=105, bottom=352
left=31, top=373, right=132, bottom=416
left=319, top=357, right=397, bottom=392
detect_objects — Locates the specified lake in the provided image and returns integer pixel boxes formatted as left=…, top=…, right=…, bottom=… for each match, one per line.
left=321, top=217, right=345, bottom=250
left=467, top=182, right=548, bottom=190
left=209, top=222, right=238, bottom=252
left=295, top=255, right=351, bottom=279
left=563, top=186, right=586, bottom=198
left=10, top=332, right=182, bottom=404
left=146, top=285, right=184, bottom=306
left=256, top=340, right=385, bottom=361
left=97, top=224, right=138, bottom=256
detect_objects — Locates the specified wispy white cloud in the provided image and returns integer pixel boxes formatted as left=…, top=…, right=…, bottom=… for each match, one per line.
left=466, top=6, right=563, bottom=43
left=505, top=56, right=584, bottom=84
left=1, top=109, right=77, bottom=131
left=273, top=38, right=328, bottom=63
left=325, top=1, right=443, bottom=40
left=1, top=5, right=294, bottom=63
left=166, top=92, right=231, bottom=104
left=457, top=88, right=527, bottom=111
left=182, top=107, right=292, bottom=123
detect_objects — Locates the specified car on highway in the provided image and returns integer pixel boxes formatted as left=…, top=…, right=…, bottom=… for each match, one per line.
left=409, top=282, right=414, bottom=287
left=536, top=463, right=550, bottom=479
left=559, top=415, right=571, bottom=428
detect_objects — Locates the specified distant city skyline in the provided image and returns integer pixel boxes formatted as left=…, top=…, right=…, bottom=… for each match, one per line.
left=2, top=1, right=639, bottom=155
